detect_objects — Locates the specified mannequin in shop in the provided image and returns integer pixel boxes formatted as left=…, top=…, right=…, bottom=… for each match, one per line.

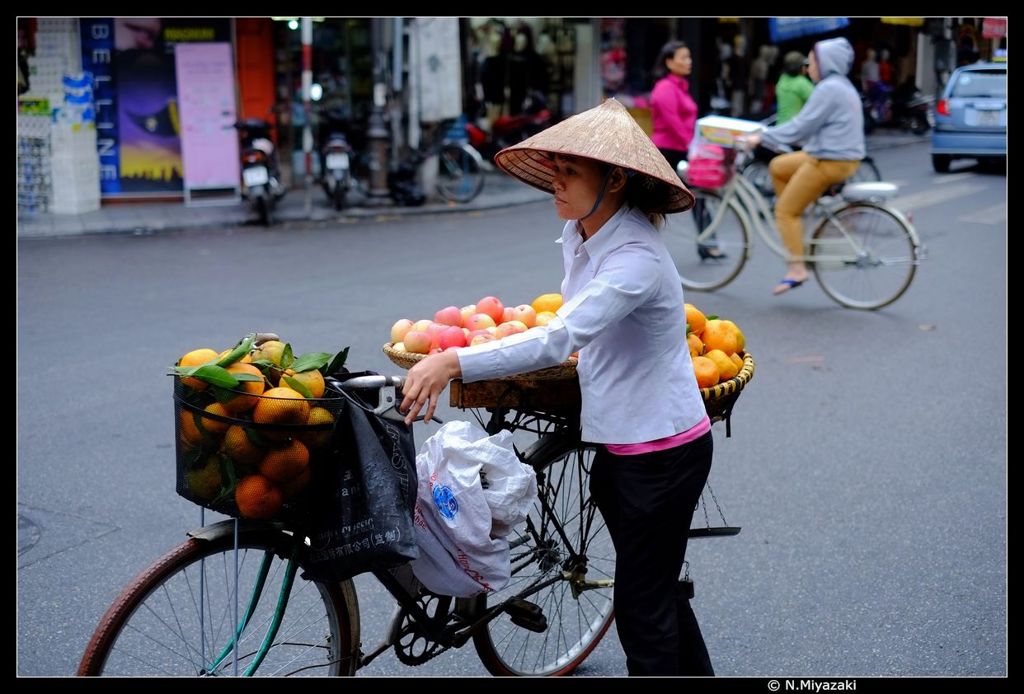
left=712, top=38, right=732, bottom=115
left=878, top=49, right=893, bottom=85
left=536, top=29, right=555, bottom=64
left=729, top=35, right=749, bottom=117
left=860, top=48, right=880, bottom=94
left=748, top=44, right=778, bottom=116
left=508, top=27, right=549, bottom=116
left=479, top=22, right=507, bottom=124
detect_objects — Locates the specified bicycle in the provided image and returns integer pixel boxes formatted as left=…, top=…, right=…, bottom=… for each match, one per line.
left=78, top=353, right=754, bottom=677
left=390, top=118, right=487, bottom=205
left=665, top=141, right=923, bottom=310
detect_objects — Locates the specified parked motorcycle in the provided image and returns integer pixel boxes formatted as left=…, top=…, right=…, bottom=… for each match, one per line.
left=466, top=91, right=552, bottom=161
left=863, top=81, right=934, bottom=135
left=234, top=118, right=285, bottom=226
left=318, top=107, right=354, bottom=211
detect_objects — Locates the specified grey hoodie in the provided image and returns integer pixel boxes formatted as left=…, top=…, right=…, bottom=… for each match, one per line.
left=761, top=37, right=865, bottom=160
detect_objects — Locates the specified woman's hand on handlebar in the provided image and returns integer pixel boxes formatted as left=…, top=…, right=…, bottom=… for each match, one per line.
left=400, top=349, right=462, bottom=425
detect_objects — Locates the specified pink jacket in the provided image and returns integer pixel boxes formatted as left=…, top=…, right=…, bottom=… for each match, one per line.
left=650, top=74, right=697, bottom=152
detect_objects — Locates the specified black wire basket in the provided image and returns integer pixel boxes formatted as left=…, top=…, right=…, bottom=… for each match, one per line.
left=173, top=376, right=346, bottom=521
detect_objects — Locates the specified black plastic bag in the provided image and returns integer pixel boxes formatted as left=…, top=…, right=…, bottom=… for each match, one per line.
left=303, top=376, right=418, bottom=582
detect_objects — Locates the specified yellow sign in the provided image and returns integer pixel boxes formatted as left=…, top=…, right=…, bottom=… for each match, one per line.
left=881, top=17, right=924, bottom=26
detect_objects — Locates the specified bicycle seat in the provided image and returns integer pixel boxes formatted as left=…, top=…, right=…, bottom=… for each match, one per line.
left=841, top=181, right=899, bottom=202
left=823, top=183, right=845, bottom=197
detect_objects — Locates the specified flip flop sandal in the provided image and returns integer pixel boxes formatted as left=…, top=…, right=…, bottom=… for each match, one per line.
left=772, top=278, right=805, bottom=295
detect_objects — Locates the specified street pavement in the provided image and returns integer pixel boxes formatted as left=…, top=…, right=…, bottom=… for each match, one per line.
left=17, top=131, right=926, bottom=240
left=17, top=169, right=549, bottom=239
left=18, top=134, right=1006, bottom=679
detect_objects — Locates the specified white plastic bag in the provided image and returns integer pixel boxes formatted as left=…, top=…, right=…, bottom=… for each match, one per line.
left=410, top=419, right=538, bottom=597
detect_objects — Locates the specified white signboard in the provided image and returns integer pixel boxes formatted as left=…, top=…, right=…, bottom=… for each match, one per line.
left=415, top=18, right=462, bottom=123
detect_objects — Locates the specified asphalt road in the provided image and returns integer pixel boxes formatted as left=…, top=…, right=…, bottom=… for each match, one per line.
left=17, top=139, right=1006, bottom=678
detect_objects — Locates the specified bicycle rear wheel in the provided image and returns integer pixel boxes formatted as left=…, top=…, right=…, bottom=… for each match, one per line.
left=850, top=156, right=882, bottom=183
left=436, top=144, right=485, bottom=203
left=473, top=443, right=616, bottom=676
left=77, top=524, right=357, bottom=676
left=810, top=202, right=919, bottom=310
left=663, top=190, right=750, bottom=292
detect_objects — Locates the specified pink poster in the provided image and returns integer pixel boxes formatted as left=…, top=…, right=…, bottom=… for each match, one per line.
left=174, top=43, right=239, bottom=193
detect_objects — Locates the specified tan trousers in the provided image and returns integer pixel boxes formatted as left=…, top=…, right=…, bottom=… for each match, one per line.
left=769, top=152, right=860, bottom=259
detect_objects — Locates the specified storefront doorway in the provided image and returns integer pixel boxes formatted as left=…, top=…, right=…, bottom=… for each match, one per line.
left=271, top=18, right=372, bottom=187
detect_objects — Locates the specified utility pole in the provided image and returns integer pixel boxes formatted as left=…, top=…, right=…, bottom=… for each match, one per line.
left=301, top=17, right=313, bottom=216
left=367, top=18, right=391, bottom=205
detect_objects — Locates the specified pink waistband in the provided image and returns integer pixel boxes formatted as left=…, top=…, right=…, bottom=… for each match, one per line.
left=604, top=415, right=711, bottom=456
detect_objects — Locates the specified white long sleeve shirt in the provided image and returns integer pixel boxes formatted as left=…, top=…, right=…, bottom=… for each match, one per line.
left=456, top=204, right=706, bottom=444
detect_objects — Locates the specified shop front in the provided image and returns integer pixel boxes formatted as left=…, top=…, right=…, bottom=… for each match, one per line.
left=79, top=18, right=233, bottom=200
left=263, top=17, right=374, bottom=186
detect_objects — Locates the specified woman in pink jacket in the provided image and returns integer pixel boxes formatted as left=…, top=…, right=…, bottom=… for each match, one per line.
left=650, top=40, right=698, bottom=171
left=650, top=40, right=722, bottom=258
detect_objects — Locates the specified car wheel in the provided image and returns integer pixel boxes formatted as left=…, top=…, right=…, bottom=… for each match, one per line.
left=932, top=154, right=951, bottom=173
left=981, top=157, right=1006, bottom=173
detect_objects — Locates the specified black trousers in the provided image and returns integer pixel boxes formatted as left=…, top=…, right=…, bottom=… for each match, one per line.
left=589, top=432, right=715, bottom=676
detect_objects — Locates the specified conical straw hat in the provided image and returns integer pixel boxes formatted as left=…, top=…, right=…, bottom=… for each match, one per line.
left=495, top=98, right=694, bottom=214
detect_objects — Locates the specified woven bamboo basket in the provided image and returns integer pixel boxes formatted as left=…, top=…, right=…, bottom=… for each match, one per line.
left=700, top=352, right=755, bottom=422
left=383, top=343, right=754, bottom=421
left=383, top=342, right=578, bottom=381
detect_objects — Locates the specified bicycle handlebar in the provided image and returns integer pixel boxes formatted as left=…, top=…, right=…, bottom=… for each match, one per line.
left=339, top=374, right=405, bottom=391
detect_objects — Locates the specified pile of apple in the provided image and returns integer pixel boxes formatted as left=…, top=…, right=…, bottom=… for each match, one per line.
left=387, top=296, right=750, bottom=390
left=389, top=293, right=562, bottom=355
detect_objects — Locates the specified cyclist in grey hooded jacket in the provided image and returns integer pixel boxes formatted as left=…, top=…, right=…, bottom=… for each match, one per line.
left=747, top=37, right=865, bottom=295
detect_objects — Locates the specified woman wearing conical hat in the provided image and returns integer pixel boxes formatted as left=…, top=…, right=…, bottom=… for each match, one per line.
left=401, top=99, right=715, bottom=675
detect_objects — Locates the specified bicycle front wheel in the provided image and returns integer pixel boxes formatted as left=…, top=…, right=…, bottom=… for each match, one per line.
left=473, top=443, right=616, bottom=676
left=436, top=144, right=485, bottom=203
left=663, top=190, right=750, bottom=292
left=810, top=202, right=919, bottom=310
left=77, top=525, right=356, bottom=677
left=739, top=157, right=776, bottom=199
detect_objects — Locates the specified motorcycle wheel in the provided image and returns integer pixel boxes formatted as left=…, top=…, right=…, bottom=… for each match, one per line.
left=910, top=114, right=929, bottom=136
left=333, top=183, right=346, bottom=211
left=256, top=195, right=272, bottom=226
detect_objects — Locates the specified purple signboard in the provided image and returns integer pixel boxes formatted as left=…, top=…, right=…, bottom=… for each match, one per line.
left=174, top=42, right=239, bottom=197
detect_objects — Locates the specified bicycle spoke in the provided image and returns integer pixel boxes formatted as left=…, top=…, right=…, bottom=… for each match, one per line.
left=812, top=203, right=918, bottom=310
left=79, top=533, right=350, bottom=677
left=473, top=444, right=615, bottom=675
left=664, top=190, right=749, bottom=291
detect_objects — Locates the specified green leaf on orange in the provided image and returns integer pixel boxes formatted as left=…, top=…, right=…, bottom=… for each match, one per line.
left=291, top=352, right=331, bottom=373
left=282, top=375, right=314, bottom=399
left=325, top=346, right=350, bottom=375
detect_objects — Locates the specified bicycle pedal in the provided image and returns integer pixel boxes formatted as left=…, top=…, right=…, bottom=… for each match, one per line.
left=678, top=577, right=695, bottom=600
left=504, top=597, right=548, bottom=633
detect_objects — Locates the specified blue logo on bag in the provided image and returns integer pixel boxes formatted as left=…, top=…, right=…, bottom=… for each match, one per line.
left=433, top=485, right=459, bottom=520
